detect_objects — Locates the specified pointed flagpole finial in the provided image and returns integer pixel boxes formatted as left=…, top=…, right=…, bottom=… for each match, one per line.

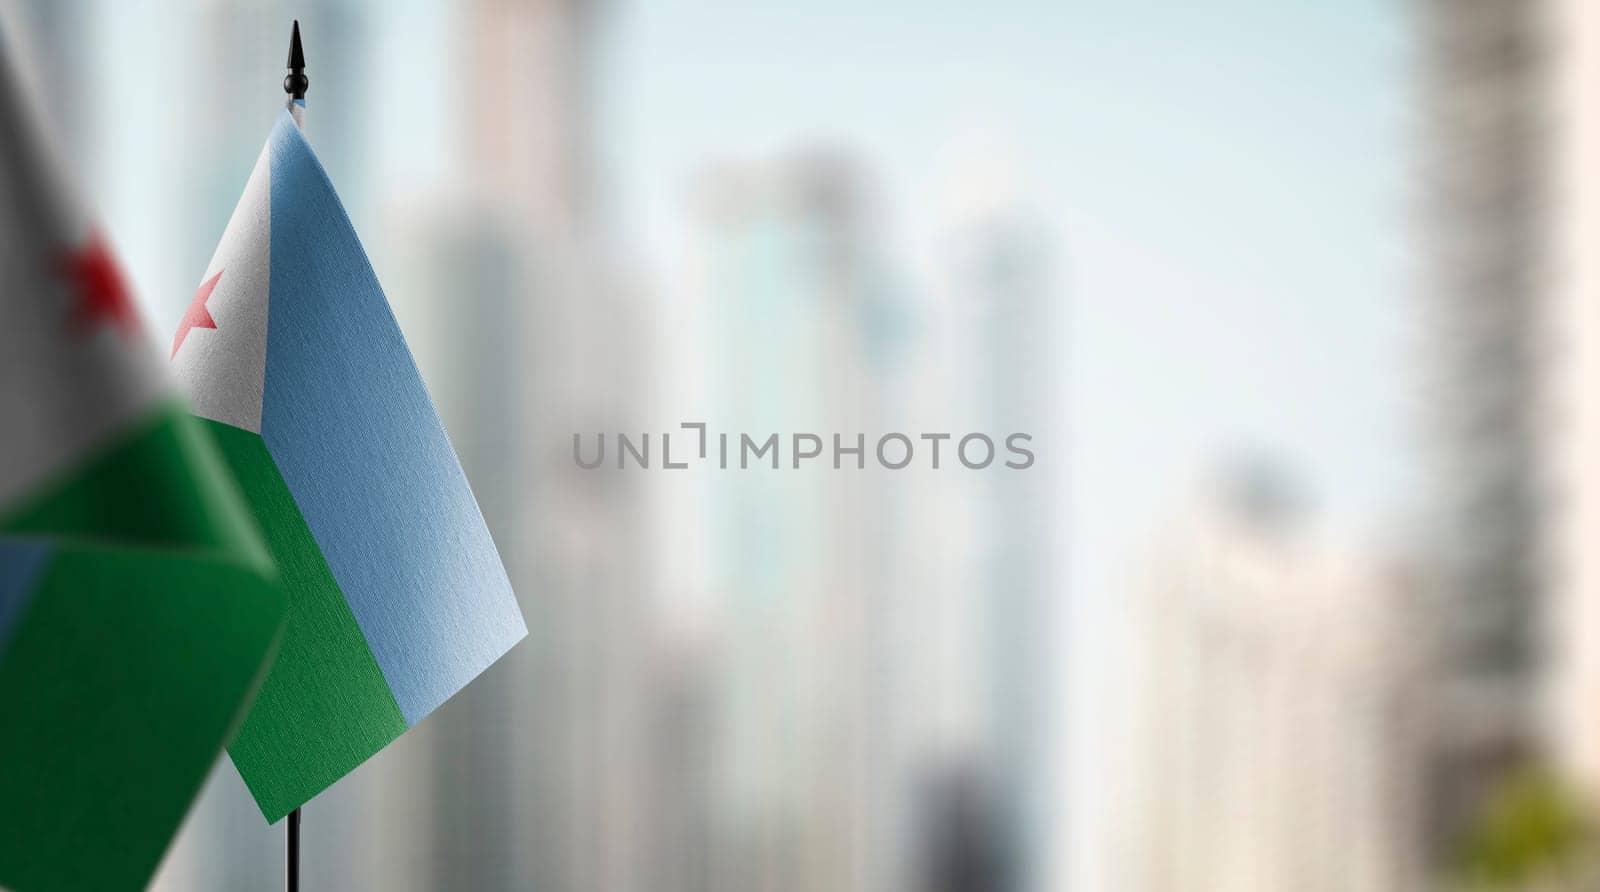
left=284, top=20, right=308, bottom=100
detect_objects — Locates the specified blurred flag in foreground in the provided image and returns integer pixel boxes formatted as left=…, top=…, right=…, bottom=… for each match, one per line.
left=171, top=105, right=527, bottom=822
left=0, top=34, right=286, bottom=892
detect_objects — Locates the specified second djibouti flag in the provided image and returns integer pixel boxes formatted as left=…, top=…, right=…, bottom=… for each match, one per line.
left=0, top=25, right=284, bottom=892
left=171, top=94, right=527, bottom=821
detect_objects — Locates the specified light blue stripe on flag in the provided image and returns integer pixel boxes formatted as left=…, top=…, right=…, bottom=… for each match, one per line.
left=0, top=542, right=50, bottom=656
left=260, top=111, right=525, bottom=725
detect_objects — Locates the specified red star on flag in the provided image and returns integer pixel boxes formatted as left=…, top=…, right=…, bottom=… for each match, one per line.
left=173, top=270, right=223, bottom=358
left=60, top=230, right=142, bottom=339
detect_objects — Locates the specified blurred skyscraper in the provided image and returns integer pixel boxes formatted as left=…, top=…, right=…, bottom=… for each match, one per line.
left=1414, top=0, right=1551, bottom=852
left=1532, top=0, right=1600, bottom=828
left=1103, top=466, right=1430, bottom=892
left=944, top=207, right=1060, bottom=892
left=685, top=151, right=911, bottom=892
left=407, top=1, right=657, bottom=890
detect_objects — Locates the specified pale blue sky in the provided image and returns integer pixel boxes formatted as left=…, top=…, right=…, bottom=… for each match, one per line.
left=600, top=0, right=1411, bottom=567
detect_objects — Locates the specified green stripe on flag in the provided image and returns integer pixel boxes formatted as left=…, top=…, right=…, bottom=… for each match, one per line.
left=0, top=402, right=284, bottom=892
left=203, top=418, right=408, bottom=822
left=3, top=400, right=269, bottom=566
left=0, top=546, right=282, bottom=891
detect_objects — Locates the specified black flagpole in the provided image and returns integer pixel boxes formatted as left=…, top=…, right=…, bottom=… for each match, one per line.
left=286, top=806, right=302, bottom=892
left=282, top=21, right=306, bottom=892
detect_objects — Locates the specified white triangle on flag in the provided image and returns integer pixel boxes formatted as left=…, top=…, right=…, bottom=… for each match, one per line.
left=171, top=143, right=271, bottom=434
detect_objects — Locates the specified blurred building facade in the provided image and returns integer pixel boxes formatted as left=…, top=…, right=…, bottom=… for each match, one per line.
left=1414, top=0, right=1553, bottom=854
left=923, top=201, right=1061, bottom=892
left=687, top=152, right=907, bottom=892
left=417, top=2, right=658, bottom=890
left=1417, top=0, right=1600, bottom=859
left=1540, top=0, right=1600, bottom=825
left=1104, top=468, right=1431, bottom=892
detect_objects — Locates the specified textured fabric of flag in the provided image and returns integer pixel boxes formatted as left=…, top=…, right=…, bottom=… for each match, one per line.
left=0, top=34, right=285, bottom=892
left=171, top=108, right=527, bottom=822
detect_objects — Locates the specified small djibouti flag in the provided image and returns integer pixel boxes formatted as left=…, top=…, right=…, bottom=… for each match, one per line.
left=171, top=101, right=527, bottom=822
left=0, top=31, right=285, bottom=892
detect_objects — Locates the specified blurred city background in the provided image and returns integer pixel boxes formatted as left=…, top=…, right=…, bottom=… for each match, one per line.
left=8, top=0, right=1600, bottom=890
